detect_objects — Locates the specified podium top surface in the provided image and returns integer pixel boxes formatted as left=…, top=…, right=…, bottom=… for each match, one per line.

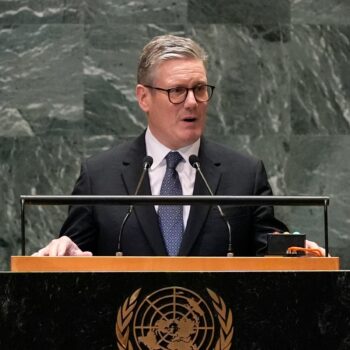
left=11, top=256, right=339, bottom=272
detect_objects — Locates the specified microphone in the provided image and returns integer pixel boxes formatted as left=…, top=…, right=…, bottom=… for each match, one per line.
left=116, top=156, right=153, bottom=256
left=189, top=155, right=234, bottom=257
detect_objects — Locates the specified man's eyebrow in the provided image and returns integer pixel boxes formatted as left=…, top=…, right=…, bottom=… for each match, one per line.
left=170, top=81, right=208, bottom=87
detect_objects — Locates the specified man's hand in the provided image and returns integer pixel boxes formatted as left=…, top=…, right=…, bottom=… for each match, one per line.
left=305, top=239, right=327, bottom=257
left=32, top=236, right=93, bottom=257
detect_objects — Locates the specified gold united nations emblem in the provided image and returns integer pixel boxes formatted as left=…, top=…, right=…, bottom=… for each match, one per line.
left=116, top=287, right=234, bottom=350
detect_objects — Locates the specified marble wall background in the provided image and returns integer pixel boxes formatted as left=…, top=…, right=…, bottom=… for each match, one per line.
left=0, top=0, right=349, bottom=269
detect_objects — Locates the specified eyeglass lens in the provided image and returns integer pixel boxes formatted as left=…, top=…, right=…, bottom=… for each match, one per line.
left=169, top=85, right=213, bottom=103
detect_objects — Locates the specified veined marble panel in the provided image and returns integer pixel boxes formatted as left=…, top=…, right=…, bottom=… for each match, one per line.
left=0, top=24, right=84, bottom=136
left=0, top=136, right=83, bottom=269
left=0, top=134, right=139, bottom=270
left=83, top=134, right=123, bottom=159
left=0, top=0, right=83, bottom=24
left=84, top=0, right=187, bottom=24
left=292, top=0, right=350, bottom=25
left=193, top=25, right=290, bottom=136
left=290, top=25, right=350, bottom=134
left=285, top=136, right=350, bottom=268
left=188, top=0, right=290, bottom=24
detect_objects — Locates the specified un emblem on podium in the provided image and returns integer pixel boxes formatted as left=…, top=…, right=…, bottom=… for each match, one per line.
left=116, top=286, right=234, bottom=350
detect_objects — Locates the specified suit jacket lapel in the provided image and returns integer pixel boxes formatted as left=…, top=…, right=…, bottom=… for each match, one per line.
left=121, top=133, right=167, bottom=255
left=179, top=139, right=222, bottom=256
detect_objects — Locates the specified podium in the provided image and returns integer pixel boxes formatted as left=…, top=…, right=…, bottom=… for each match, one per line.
left=8, top=195, right=346, bottom=348
left=2, top=256, right=349, bottom=349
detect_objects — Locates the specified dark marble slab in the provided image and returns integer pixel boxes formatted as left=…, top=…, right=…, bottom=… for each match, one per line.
left=0, top=136, right=83, bottom=267
left=193, top=25, right=290, bottom=136
left=84, top=0, right=187, bottom=24
left=0, top=24, right=84, bottom=136
left=0, top=134, right=141, bottom=270
left=292, top=0, right=350, bottom=25
left=0, top=0, right=83, bottom=24
left=188, top=0, right=290, bottom=24
left=290, top=25, right=350, bottom=134
left=285, top=136, right=350, bottom=268
left=0, top=272, right=349, bottom=349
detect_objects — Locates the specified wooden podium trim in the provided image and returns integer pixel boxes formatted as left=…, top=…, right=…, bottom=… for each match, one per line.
left=11, top=256, right=339, bottom=272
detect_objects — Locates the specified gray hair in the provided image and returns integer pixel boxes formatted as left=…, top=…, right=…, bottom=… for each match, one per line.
left=137, top=34, right=208, bottom=84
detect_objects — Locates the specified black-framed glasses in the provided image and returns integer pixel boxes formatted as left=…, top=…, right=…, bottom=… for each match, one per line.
left=143, top=84, right=215, bottom=104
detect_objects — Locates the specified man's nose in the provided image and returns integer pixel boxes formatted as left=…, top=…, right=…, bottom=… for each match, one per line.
left=184, top=89, right=198, bottom=107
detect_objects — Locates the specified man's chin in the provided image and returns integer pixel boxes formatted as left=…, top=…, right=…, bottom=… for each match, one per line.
left=176, top=134, right=201, bottom=148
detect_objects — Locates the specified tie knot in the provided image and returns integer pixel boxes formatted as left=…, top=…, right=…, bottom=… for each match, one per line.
left=165, top=151, right=183, bottom=169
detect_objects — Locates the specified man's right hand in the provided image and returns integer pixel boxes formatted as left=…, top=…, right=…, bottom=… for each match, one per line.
left=32, top=236, right=93, bottom=257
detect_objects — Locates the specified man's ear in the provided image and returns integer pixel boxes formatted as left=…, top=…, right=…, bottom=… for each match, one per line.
left=136, top=84, right=150, bottom=113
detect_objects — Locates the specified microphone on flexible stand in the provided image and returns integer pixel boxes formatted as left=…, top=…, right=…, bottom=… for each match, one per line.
left=189, top=155, right=234, bottom=257
left=116, top=156, right=153, bottom=256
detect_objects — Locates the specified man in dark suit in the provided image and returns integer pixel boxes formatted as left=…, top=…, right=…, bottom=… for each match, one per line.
left=56, top=132, right=287, bottom=256
left=34, top=34, right=318, bottom=257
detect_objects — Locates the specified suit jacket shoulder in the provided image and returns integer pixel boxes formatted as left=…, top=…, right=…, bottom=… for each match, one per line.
left=81, top=134, right=147, bottom=195
left=200, top=138, right=261, bottom=171
left=198, top=138, right=267, bottom=196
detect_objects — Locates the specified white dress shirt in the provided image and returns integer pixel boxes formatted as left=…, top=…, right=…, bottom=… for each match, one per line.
left=145, top=128, right=200, bottom=229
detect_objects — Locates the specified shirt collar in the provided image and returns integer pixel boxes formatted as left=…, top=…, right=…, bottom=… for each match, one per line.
left=145, top=128, right=200, bottom=169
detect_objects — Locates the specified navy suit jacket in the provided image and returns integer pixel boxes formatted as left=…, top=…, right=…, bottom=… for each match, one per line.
left=60, top=133, right=288, bottom=256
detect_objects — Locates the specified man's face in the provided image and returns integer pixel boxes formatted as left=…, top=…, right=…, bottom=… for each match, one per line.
left=136, top=58, right=209, bottom=149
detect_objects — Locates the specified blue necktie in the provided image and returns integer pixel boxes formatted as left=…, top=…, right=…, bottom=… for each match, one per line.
left=158, top=151, right=184, bottom=256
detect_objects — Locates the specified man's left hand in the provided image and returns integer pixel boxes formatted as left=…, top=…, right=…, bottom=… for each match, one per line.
left=305, top=239, right=328, bottom=257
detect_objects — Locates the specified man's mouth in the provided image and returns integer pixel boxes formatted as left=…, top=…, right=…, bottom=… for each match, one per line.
left=182, top=116, right=197, bottom=123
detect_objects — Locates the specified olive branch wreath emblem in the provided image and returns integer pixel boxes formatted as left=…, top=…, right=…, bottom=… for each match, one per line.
left=115, top=287, right=234, bottom=350
left=207, top=288, right=234, bottom=350
left=116, top=288, right=141, bottom=350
